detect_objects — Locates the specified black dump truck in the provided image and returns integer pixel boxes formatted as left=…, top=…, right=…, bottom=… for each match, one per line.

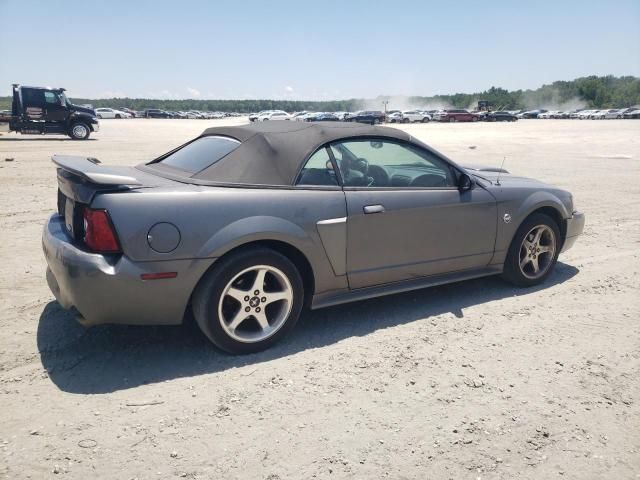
left=0, top=84, right=99, bottom=139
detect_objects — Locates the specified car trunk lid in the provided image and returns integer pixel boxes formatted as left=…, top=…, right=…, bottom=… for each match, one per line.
left=53, top=154, right=175, bottom=240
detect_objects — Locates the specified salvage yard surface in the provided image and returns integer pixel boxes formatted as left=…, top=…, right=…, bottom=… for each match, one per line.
left=0, top=119, right=639, bottom=479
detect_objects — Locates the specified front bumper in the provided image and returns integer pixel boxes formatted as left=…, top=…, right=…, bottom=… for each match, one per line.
left=561, top=210, right=585, bottom=252
left=90, top=120, right=100, bottom=132
left=42, top=214, right=212, bottom=326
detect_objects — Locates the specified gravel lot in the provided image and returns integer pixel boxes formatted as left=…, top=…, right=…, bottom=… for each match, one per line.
left=0, top=119, right=639, bottom=479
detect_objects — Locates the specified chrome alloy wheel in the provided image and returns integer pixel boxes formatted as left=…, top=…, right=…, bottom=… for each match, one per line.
left=518, top=225, right=556, bottom=279
left=217, top=265, right=293, bottom=343
left=72, top=124, right=88, bottom=138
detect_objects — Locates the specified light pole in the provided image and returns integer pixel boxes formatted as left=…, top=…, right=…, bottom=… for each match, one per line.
left=382, top=100, right=389, bottom=114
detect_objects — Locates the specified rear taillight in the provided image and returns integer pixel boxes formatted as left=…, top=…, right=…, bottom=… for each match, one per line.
left=83, top=208, right=121, bottom=253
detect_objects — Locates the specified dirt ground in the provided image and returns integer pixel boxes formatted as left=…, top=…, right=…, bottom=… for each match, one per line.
left=0, top=118, right=639, bottom=480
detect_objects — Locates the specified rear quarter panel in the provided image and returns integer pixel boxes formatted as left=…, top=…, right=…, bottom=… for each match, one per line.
left=91, top=186, right=348, bottom=296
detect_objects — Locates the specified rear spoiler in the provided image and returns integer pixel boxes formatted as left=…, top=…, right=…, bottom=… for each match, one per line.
left=52, top=155, right=142, bottom=185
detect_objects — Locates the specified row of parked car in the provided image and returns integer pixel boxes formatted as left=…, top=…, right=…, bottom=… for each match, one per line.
left=93, top=107, right=244, bottom=119
left=247, top=109, right=521, bottom=124
left=516, top=107, right=640, bottom=119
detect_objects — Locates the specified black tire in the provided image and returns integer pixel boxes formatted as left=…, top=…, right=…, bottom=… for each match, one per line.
left=502, top=213, right=561, bottom=287
left=192, top=247, right=304, bottom=354
left=421, top=117, right=430, bottom=123
left=115, top=114, right=121, bottom=119
left=69, top=122, right=90, bottom=140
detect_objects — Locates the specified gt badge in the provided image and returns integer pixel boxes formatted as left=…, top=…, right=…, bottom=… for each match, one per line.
left=503, top=213, right=512, bottom=224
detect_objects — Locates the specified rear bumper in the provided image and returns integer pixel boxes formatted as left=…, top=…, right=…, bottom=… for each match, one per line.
left=561, top=211, right=585, bottom=252
left=42, top=214, right=212, bottom=326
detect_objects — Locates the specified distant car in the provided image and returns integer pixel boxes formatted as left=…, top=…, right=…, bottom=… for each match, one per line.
left=623, top=109, right=640, bottom=119
left=120, top=108, right=140, bottom=118
left=485, top=111, right=518, bottom=122
left=291, top=111, right=308, bottom=121
left=386, top=112, right=404, bottom=123
left=517, top=110, right=547, bottom=119
left=333, top=111, right=350, bottom=120
left=346, top=111, right=386, bottom=125
left=144, top=109, right=171, bottom=119
left=601, top=109, right=624, bottom=119
left=590, top=110, right=607, bottom=119
left=259, top=111, right=291, bottom=121
left=249, top=111, right=273, bottom=122
left=437, top=109, right=480, bottom=122
left=95, top=108, right=131, bottom=119
left=402, top=110, right=430, bottom=123
left=306, top=113, right=339, bottom=122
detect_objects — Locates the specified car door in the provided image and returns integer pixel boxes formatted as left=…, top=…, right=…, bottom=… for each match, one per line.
left=331, top=138, right=497, bottom=289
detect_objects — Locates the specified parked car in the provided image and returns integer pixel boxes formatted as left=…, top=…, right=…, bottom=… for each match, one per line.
left=437, top=109, right=480, bottom=122
left=291, top=111, right=308, bottom=121
left=306, top=113, right=339, bottom=122
left=346, top=111, right=386, bottom=125
left=43, top=122, right=584, bottom=354
left=601, top=109, right=624, bottom=119
left=0, top=84, right=99, bottom=139
left=577, top=110, right=595, bottom=120
left=259, top=111, right=291, bottom=121
left=144, top=109, right=171, bottom=119
left=485, top=111, right=518, bottom=122
left=517, top=110, right=548, bottom=119
left=95, top=108, right=131, bottom=119
left=590, top=110, right=607, bottom=119
left=623, top=109, right=640, bottom=119
left=386, top=112, right=404, bottom=123
left=402, top=110, right=430, bottom=123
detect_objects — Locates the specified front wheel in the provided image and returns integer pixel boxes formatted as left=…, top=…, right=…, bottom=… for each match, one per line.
left=193, top=248, right=304, bottom=354
left=69, top=122, right=90, bottom=140
left=502, top=213, right=560, bottom=287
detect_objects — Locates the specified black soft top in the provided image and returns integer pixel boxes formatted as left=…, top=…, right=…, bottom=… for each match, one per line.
left=187, top=121, right=412, bottom=186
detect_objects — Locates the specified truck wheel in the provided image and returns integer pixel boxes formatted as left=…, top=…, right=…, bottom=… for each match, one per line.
left=193, top=247, right=304, bottom=354
left=69, top=123, right=90, bottom=140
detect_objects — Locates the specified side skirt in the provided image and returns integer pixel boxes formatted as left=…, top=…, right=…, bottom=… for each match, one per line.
left=311, top=265, right=503, bottom=310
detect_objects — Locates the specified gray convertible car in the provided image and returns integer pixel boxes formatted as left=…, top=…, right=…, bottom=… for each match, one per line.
left=43, top=122, right=584, bottom=353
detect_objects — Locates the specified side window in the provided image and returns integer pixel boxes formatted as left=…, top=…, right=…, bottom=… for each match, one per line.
left=296, top=148, right=338, bottom=186
left=44, top=91, right=59, bottom=104
left=330, top=139, right=457, bottom=188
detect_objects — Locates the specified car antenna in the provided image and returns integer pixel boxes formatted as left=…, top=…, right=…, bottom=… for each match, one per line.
left=496, top=156, right=506, bottom=186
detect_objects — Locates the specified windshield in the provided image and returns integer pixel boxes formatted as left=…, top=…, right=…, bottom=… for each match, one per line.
left=153, top=136, right=240, bottom=174
left=59, top=92, right=71, bottom=106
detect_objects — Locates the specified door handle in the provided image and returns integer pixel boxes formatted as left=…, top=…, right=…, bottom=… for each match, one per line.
left=363, top=204, right=385, bottom=214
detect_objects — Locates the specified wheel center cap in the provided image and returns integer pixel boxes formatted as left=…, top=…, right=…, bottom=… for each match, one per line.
left=249, top=297, right=260, bottom=308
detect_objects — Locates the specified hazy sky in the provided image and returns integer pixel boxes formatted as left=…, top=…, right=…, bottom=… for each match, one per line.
left=1, top=0, right=638, bottom=100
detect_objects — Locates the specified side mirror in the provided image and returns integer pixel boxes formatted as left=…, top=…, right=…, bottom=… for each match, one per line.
left=458, top=172, right=474, bottom=192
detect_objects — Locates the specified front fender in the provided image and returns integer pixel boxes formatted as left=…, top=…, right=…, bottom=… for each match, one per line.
left=492, top=190, right=571, bottom=265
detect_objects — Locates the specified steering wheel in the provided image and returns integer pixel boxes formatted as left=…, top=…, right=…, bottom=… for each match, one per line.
left=367, top=165, right=390, bottom=186
left=352, top=157, right=369, bottom=175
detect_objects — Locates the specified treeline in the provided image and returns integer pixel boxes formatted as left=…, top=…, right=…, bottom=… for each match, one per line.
left=1, top=75, right=638, bottom=112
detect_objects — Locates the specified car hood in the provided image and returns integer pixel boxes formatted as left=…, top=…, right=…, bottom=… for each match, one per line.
left=70, top=104, right=97, bottom=116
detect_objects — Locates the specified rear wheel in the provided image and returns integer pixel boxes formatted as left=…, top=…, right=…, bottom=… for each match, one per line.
left=69, top=122, right=90, bottom=140
left=449, top=117, right=456, bottom=123
left=502, top=213, right=560, bottom=287
left=421, top=117, right=430, bottom=123
left=193, top=248, right=304, bottom=354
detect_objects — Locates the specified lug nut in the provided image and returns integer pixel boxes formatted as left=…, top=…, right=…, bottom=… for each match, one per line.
left=244, top=296, right=250, bottom=301
left=254, top=290, right=260, bottom=295
left=255, top=307, right=261, bottom=313
left=245, top=307, right=250, bottom=312
left=261, top=297, right=266, bottom=303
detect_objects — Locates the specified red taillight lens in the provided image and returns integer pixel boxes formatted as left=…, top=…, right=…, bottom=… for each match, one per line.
left=83, top=208, right=121, bottom=253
